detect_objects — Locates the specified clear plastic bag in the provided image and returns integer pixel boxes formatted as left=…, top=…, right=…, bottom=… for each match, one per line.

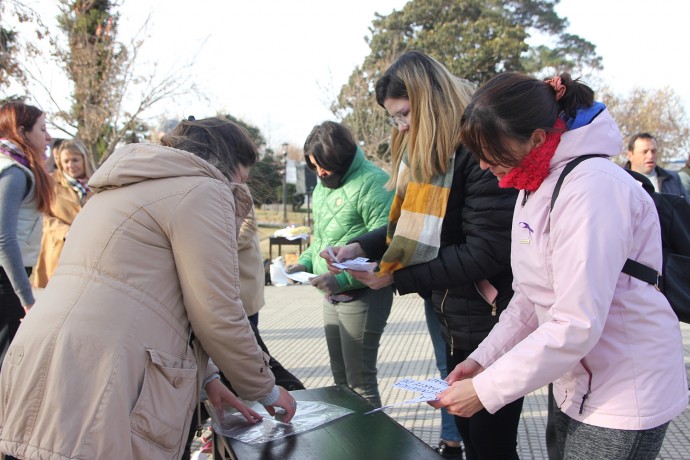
left=206, top=400, right=353, bottom=444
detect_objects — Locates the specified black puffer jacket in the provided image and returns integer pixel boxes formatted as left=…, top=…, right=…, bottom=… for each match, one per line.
left=354, top=146, right=518, bottom=352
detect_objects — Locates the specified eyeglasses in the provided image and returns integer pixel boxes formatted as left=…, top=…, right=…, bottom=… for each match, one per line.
left=387, top=111, right=409, bottom=129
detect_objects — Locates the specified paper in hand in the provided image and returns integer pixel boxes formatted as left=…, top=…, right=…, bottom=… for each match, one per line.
left=332, top=257, right=378, bottom=271
left=326, top=246, right=377, bottom=271
left=364, top=378, right=449, bottom=414
left=283, top=270, right=317, bottom=283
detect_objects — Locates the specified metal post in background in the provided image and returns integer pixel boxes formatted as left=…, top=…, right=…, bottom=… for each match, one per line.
left=281, top=142, right=288, bottom=223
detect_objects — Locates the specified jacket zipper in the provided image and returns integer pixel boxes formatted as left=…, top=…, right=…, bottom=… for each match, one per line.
left=474, top=284, right=497, bottom=316
left=578, top=359, right=593, bottom=415
left=521, top=190, right=530, bottom=207
left=440, top=289, right=454, bottom=355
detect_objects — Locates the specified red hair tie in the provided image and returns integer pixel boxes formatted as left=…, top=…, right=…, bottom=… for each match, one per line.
left=546, top=76, right=566, bottom=101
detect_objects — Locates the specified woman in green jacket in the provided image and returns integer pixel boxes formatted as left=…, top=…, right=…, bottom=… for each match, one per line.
left=286, top=121, right=393, bottom=407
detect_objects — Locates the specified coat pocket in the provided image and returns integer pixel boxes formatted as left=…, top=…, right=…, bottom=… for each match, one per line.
left=130, top=347, right=197, bottom=452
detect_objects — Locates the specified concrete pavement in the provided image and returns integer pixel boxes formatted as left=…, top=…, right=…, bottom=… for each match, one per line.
left=258, top=283, right=690, bottom=459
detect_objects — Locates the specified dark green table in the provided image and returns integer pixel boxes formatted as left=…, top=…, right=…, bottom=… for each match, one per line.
left=217, top=385, right=442, bottom=460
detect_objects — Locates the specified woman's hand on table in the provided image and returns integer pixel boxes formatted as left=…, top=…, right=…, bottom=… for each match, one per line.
left=205, top=378, right=263, bottom=424
left=264, top=386, right=297, bottom=423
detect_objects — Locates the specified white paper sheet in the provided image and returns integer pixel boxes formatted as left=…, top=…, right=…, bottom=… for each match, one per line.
left=331, top=257, right=378, bottom=271
left=284, top=271, right=317, bottom=283
left=364, top=378, right=449, bottom=414
left=325, top=246, right=377, bottom=271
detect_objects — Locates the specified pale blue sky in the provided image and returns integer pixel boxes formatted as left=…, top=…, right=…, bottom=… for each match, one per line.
left=10, top=0, right=690, bottom=149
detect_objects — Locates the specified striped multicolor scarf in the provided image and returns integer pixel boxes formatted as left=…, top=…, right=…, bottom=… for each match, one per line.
left=64, top=172, right=90, bottom=205
left=378, top=153, right=455, bottom=274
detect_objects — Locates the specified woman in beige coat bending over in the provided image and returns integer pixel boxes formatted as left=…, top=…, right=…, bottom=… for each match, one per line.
left=0, top=117, right=296, bottom=460
left=33, top=139, right=95, bottom=287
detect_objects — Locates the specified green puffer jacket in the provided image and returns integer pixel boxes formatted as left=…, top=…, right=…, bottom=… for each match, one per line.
left=298, top=147, right=393, bottom=294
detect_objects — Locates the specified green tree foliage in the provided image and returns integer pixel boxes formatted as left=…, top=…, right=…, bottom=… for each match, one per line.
left=0, top=24, right=22, bottom=88
left=334, top=0, right=603, bottom=164
left=215, top=113, right=306, bottom=210
left=249, top=150, right=283, bottom=207
left=220, top=113, right=266, bottom=149
left=601, top=86, right=690, bottom=165
left=216, top=112, right=276, bottom=206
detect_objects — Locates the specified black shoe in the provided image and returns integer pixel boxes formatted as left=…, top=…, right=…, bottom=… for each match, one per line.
left=434, top=440, right=464, bottom=460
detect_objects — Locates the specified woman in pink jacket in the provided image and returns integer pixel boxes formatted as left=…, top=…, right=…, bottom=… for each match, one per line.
left=432, top=72, right=688, bottom=459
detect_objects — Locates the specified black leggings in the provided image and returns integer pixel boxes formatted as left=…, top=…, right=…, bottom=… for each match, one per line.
left=447, top=347, right=524, bottom=460
left=0, top=267, right=29, bottom=370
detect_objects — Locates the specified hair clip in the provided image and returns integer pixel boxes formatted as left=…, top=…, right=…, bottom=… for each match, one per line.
left=545, top=77, right=566, bottom=101
left=187, top=115, right=196, bottom=121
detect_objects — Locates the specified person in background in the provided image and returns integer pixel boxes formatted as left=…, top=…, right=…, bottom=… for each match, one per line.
left=322, top=51, right=521, bottom=460
left=625, top=132, right=685, bottom=198
left=0, top=102, right=53, bottom=368
left=285, top=121, right=394, bottom=408
left=33, top=139, right=95, bottom=288
left=0, top=117, right=296, bottom=459
left=433, top=72, right=687, bottom=459
left=678, top=153, right=690, bottom=199
left=45, top=138, right=64, bottom=173
left=238, top=208, right=264, bottom=327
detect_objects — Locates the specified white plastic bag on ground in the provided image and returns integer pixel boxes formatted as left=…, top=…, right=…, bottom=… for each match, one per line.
left=269, top=256, right=291, bottom=286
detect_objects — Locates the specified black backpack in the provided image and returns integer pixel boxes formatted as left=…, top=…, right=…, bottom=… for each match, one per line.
left=551, top=155, right=690, bottom=323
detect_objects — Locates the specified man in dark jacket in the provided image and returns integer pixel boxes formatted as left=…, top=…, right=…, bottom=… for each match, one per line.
left=678, top=154, right=690, bottom=202
left=625, top=133, right=685, bottom=198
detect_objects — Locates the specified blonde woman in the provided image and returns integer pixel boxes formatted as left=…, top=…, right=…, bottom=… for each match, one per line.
left=34, top=139, right=95, bottom=287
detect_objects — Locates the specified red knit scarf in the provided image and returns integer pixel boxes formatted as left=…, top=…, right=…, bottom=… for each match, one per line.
left=499, top=119, right=566, bottom=192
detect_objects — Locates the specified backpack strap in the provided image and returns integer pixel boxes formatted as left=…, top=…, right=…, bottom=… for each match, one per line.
left=550, top=154, right=606, bottom=211
left=622, top=259, right=661, bottom=290
left=550, top=154, right=662, bottom=290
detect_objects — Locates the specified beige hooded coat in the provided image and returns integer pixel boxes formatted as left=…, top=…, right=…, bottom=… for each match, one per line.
left=0, top=144, right=275, bottom=459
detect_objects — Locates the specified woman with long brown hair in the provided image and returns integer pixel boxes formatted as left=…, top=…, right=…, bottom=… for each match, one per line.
left=0, top=101, right=52, bottom=366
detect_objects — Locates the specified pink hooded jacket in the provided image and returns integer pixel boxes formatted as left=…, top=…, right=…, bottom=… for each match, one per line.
left=470, top=109, right=688, bottom=430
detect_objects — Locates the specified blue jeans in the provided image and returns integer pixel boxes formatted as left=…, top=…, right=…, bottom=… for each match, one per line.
left=424, top=297, right=462, bottom=443
left=323, top=287, right=393, bottom=407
